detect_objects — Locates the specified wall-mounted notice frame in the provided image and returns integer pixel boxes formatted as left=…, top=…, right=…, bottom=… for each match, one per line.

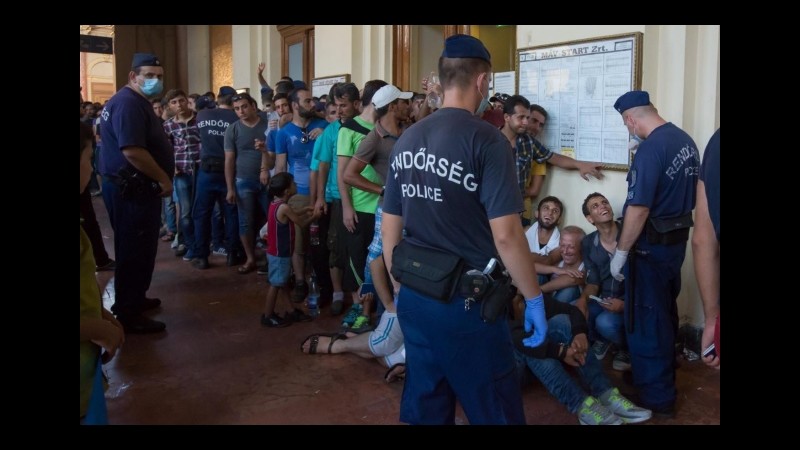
left=311, top=74, right=351, bottom=99
left=516, top=33, right=642, bottom=170
left=492, top=71, right=516, bottom=97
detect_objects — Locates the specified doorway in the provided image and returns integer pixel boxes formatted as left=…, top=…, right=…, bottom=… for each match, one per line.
left=392, top=25, right=516, bottom=92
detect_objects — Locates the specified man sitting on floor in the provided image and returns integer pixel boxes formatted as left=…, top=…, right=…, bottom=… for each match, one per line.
left=300, top=291, right=406, bottom=382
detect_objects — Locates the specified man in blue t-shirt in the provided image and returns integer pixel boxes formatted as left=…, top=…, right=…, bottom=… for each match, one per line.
left=609, top=91, right=700, bottom=417
left=692, top=128, right=720, bottom=369
left=382, top=35, right=547, bottom=425
left=99, top=53, right=173, bottom=334
left=274, top=87, right=327, bottom=301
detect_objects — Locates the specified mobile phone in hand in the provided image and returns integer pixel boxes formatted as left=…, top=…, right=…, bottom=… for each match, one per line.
left=360, top=282, right=376, bottom=297
left=702, top=343, right=717, bottom=358
left=589, top=295, right=612, bottom=306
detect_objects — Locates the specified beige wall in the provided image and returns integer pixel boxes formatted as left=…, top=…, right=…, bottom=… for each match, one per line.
left=517, top=25, right=720, bottom=326
left=314, top=26, right=393, bottom=88
left=316, top=25, right=353, bottom=80
left=186, top=26, right=211, bottom=95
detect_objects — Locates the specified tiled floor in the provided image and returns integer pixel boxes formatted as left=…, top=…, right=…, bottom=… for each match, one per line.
left=93, top=197, right=719, bottom=425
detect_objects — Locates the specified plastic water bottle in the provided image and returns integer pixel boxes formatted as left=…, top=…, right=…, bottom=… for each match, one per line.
left=310, top=221, right=320, bottom=246
left=427, top=72, right=440, bottom=109
left=307, top=273, right=320, bottom=318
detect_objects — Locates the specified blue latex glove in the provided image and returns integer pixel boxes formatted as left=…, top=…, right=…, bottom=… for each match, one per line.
left=523, top=293, right=547, bottom=348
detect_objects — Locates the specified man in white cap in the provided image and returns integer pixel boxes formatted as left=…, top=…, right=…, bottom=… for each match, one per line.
left=341, top=84, right=412, bottom=333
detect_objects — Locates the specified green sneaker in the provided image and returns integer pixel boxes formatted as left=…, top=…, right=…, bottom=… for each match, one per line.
left=599, top=388, right=652, bottom=424
left=350, top=315, right=374, bottom=334
left=341, top=304, right=363, bottom=328
left=578, top=396, right=624, bottom=425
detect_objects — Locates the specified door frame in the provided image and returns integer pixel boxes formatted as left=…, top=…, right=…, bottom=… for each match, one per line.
left=277, top=25, right=315, bottom=84
left=392, top=25, right=471, bottom=91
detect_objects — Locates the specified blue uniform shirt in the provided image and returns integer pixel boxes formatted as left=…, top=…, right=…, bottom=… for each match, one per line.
left=99, top=86, right=174, bottom=177
left=700, top=129, right=720, bottom=242
left=196, top=108, right=239, bottom=160
left=384, top=108, right=522, bottom=271
left=624, top=122, right=699, bottom=219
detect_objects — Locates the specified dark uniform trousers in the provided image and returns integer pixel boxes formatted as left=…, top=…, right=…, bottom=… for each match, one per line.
left=624, top=236, right=687, bottom=410
left=102, top=178, right=161, bottom=317
left=396, top=285, right=526, bottom=425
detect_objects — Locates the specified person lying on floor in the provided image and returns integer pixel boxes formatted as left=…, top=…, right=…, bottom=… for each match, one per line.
left=511, top=295, right=651, bottom=425
left=301, top=289, right=406, bottom=383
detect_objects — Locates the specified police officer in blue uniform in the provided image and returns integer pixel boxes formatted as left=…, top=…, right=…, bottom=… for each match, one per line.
left=382, top=35, right=547, bottom=425
left=609, top=91, right=699, bottom=417
left=100, top=53, right=174, bottom=333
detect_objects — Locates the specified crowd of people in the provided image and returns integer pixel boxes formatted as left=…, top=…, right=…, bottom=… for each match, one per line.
left=80, top=37, right=719, bottom=425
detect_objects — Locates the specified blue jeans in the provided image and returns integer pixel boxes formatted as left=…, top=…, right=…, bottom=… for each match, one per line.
left=396, top=286, right=525, bottom=425
left=234, top=178, right=268, bottom=237
left=587, top=301, right=626, bottom=347
left=192, top=170, right=242, bottom=259
left=625, top=238, right=686, bottom=410
left=102, top=178, right=161, bottom=316
left=162, top=194, right=177, bottom=234
left=515, top=314, right=613, bottom=413
left=174, top=172, right=197, bottom=255
left=211, top=203, right=225, bottom=249
left=552, top=285, right=581, bottom=304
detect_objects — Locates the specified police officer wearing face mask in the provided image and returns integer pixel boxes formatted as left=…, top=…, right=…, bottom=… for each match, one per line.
left=382, top=34, right=546, bottom=425
left=99, top=53, right=174, bottom=334
left=609, top=91, right=700, bottom=418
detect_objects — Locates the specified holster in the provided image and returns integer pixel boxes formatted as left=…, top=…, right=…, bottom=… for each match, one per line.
left=201, top=158, right=225, bottom=173
left=646, top=213, right=693, bottom=245
left=479, top=276, right=516, bottom=323
left=116, top=168, right=162, bottom=200
left=390, top=239, right=464, bottom=302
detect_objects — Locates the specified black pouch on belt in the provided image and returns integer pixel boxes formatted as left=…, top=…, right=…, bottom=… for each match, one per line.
left=390, top=239, right=464, bottom=302
left=646, top=213, right=693, bottom=245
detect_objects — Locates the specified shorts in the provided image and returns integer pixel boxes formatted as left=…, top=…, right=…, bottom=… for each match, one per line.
left=267, top=254, right=292, bottom=287
left=366, top=206, right=383, bottom=266
left=327, top=200, right=347, bottom=269
left=368, top=311, right=404, bottom=358
left=288, top=194, right=310, bottom=256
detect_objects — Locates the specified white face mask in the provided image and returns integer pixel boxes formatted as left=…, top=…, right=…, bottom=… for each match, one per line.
left=475, top=74, right=490, bottom=116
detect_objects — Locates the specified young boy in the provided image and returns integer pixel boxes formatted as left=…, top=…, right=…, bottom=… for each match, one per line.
left=261, top=173, right=318, bottom=327
left=80, top=121, right=125, bottom=422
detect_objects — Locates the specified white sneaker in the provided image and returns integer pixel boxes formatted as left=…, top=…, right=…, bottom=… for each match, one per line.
left=578, top=396, right=623, bottom=425
left=599, top=388, right=652, bottom=424
left=612, top=350, right=632, bottom=371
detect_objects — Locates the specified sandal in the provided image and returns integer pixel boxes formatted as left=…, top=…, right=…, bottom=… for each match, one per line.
left=300, top=333, right=348, bottom=355
left=161, top=232, right=175, bottom=242
left=384, top=363, right=406, bottom=383
left=237, top=263, right=256, bottom=274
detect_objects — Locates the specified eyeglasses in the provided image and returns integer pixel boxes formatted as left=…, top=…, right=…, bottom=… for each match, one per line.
left=231, top=95, right=247, bottom=103
left=300, top=128, right=310, bottom=144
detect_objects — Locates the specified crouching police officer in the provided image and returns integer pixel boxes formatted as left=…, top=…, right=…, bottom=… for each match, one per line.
left=609, top=91, right=699, bottom=418
left=382, top=34, right=547, bottom=425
